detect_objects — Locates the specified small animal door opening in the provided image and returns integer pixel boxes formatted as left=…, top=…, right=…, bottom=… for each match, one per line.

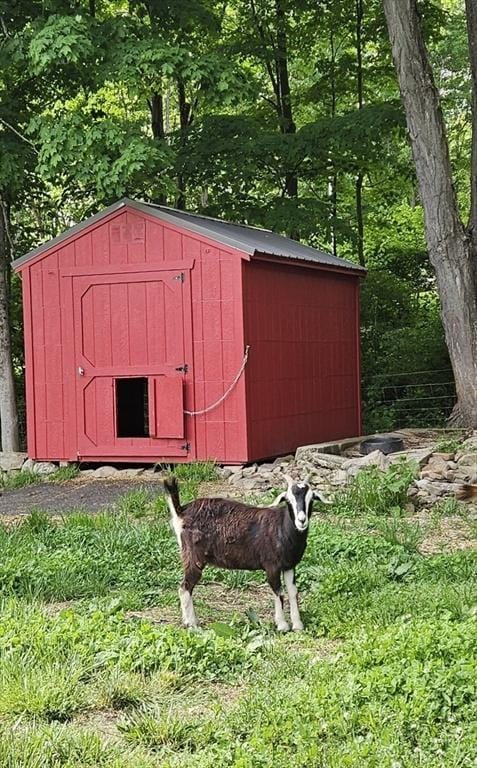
left=116, top=378, right=149, bottom=438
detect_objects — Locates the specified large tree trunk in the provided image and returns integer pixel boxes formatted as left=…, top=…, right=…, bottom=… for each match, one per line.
left=466, top=0, right=477, bottom=253
left=383, top=0, right=477, bottom=425
left=0, top=196, right=19, bottom=451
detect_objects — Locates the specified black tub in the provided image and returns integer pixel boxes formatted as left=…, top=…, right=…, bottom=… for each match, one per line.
left=360, top=435, right=404, bottom=456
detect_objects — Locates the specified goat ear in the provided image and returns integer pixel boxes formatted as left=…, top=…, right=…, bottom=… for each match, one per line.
left=269, top=491, right=287, bottom=507
left=312, top=490, right=333, bottom=505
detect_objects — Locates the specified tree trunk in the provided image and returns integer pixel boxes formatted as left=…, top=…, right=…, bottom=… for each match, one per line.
left=149, top=92, right=167, bottom=205
left=355, top=0, right=365, bottom=266
left=466, top=0, right=477, bottom=252
left=383, top=0, right=477, bottom=425
left=175, top=79, right=190, bottom=210
left=275, top=0, right=297, bottom=200
left=0, top=196, right=19, bottom=451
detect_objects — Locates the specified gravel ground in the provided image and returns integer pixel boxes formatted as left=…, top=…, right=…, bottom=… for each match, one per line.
left=0, top=478, right=165, bottom=516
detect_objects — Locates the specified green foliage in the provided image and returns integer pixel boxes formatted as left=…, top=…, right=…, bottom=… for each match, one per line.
left=0, top=465, right=78, bottom=490
left=361, top=272, right=452, bottom=431
left=331, top=460, right=418, bottom=518
left=434, top=436, right=464, bottom=454
left=173, top=460, right=218, bottom=484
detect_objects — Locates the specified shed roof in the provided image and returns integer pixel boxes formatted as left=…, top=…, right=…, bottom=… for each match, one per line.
left=13, top=197, right=365, bottom=273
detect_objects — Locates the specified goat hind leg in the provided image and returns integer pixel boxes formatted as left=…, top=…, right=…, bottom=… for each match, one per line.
left=180, top=566, right=202, bottom=628
left=283, top=569, right=303, bottom=631
left=267, top=569, right=289, bottom=632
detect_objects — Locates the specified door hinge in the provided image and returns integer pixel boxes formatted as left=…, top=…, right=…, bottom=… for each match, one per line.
left=173, top=272, right=185, bottom=283
left=181, top=442, right=191, bottom=452
left=175, top=364, right=188, bottom=374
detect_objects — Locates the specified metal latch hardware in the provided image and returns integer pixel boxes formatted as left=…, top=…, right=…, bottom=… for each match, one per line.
left=181, top=442, right=191, bottom=452
left=173, top=272, right=185, bottom=282
left=175, top=364, right=188, bottom=373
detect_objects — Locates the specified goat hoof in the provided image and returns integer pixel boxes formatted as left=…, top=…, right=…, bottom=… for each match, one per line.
left=292, top=622, right=304, bottom=632
left=276, top=622, right=290, bottom=633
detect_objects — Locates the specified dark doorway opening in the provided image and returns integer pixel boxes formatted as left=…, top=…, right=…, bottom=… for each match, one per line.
left=116, top=378, right=149, bottom=437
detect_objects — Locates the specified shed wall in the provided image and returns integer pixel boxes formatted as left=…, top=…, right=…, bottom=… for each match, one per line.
left=23, top=208, right=248, bottom=462
left=243, top=258, right=361, bottom=460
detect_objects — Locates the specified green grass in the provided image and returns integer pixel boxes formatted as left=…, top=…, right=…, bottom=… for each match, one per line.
left=0, top=465, right=79, bottom=490
left=0, top=466, right=476, bottom=765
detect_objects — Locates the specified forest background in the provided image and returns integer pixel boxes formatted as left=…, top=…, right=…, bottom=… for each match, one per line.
left=0, top=0, right=470, bottom=447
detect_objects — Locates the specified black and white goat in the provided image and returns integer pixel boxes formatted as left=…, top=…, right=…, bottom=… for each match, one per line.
left=162, top=474, right=330, bottom=632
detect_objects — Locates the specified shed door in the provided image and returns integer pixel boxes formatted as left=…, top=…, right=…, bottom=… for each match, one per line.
left=72, top=268, right=191, bottom=459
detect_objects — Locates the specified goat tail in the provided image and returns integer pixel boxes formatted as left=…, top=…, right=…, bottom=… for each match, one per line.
left=162, top=475, right=183, bottom=515
left=455, top=483, right=477, bottom=501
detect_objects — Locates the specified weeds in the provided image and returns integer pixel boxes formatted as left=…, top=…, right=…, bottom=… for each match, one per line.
left=0, top=465, right=79, bottom=491
left=332, top=459, right=418, bottom=517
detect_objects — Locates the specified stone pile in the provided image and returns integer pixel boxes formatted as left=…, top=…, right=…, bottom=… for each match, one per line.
left=220, top=435, right=477, bottom=505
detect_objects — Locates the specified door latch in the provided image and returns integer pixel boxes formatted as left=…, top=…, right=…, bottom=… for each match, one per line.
left=181, top=442, right=191, bottom=452
left=77, top=366, right=85, bottom=376
left=175, top=364, right=188, bottom=374
left=173, top=272, right=185, bottom=282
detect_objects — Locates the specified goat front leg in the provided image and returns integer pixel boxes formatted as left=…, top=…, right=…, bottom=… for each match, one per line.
left=180, top=565, right=202, bottom=628
left=283, top=569, right=303, bottom=631
left=267, top=569, right=289, bottom=632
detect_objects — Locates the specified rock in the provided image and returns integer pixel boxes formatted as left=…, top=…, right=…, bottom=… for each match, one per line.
left=22, top=458, right=35, bottom=472
left=420, top=469, right=444, bottom=481
left=329, top=469, right=348, bottom=486
left=456, top=452, right=477, bottom=467
left=458, top=436, right=477, bottom=452
left=425, top=456, right=449, bottom=473
left=432, top=452, right=455, bottom=461
left=93, top=466, right=120, bottom=478
left=238, top=478, right=264, bottom=492
left=257, top=462, right=275, bottom=473
left=242, top=465, right=258, bottom=477
left=388, top=446, right=435, bottom=468
left=342, top=450, right=388, bottom=476
left=222, top=464, right=243, bottom=475
left=119, top=468, right=145, bottom=478
left=404, top=502, right=415, bottom=515
left=32, top=461, right=57, bottom=475
left=217, top=467, right=233, bottom=480
left=416, top=479, right=463, bottom=496
left=79, top=469, right=96, bottom=478
left=228, top=472, right=245, bottom=486
left=295, top=447, right=347, bottom=468
left=272, top=455, right=294, bottom=466
left=0, top=452, right=28, bottom=471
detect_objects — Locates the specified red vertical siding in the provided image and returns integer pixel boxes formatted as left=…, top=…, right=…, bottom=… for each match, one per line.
left=243, top=258, right=361, bottom=461
left=21, top=207, right=248, bottom=463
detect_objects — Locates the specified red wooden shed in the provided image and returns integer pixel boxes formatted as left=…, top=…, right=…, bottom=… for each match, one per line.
left=13, top=199, right=365, bottom=465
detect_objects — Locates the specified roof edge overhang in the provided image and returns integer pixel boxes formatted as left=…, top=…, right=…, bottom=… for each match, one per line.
left=250, top=251, right=366, bottom=278
left=13, top=197, right=366, bottom=276
left=12, top=197, right=255, bottom=272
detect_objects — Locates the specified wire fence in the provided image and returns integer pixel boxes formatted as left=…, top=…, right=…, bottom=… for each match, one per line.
left=363, top=368, right=456, bottom=430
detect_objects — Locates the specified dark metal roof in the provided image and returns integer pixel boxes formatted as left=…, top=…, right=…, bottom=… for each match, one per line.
left=13, top=197, right=365, bottom=273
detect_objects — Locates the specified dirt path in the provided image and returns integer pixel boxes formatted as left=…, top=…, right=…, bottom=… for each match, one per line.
left=0, top=478, right=164, bottom=516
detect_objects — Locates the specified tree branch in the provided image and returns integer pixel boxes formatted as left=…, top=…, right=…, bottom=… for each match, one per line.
left=0, top=117, right=39, bottom=154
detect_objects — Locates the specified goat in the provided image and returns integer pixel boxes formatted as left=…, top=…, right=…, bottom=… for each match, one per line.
left=456, top=484, right=477, bottom=501
left=162, top=474, right=330, bottom=632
